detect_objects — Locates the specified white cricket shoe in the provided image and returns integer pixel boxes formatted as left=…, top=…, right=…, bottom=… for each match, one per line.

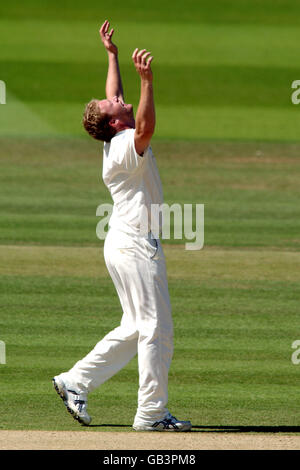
left=133, top=412, right=192, bottom=432
left=52, top=375, right=91, bottom=426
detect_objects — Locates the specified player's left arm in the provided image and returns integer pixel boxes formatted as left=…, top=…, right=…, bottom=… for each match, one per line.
left=99, top=20, right=124, bottom=101
left=132, top=48, right=155, bottom=156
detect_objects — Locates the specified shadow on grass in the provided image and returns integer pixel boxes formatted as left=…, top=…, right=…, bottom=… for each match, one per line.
left=192, top=425, right=300, bottom=433
left=88, top=424, right=132, bottom=428
left=88, top=424, right=300, bottom=433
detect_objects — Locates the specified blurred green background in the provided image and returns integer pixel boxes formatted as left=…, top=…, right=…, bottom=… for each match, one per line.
left=1, top=1, right=300, bottom=433
left=1, top=0, right=300, bottom=140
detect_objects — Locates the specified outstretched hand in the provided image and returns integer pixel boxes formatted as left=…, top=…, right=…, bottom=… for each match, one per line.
left=99, top=20, right=118, bottom=55
left=132, top=48, right=153, bottom=81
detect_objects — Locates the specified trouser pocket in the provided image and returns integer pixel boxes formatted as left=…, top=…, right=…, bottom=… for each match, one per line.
left=143, top=234, right=159, bottom=259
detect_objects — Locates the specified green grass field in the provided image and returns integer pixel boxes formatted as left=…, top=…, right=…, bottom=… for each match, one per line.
left=1, top=1, right=300, bottom=433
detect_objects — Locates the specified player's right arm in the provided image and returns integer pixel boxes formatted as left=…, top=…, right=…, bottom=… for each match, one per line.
left=132, top=48, right=155, bottom=156
left=99, top=20, right=124, bottom=102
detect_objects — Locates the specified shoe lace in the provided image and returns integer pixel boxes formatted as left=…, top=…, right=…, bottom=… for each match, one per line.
left=68, top=389, right=87, bottom=412
left=165, top=412, right=177, bottom=423
left=153, top=413, right=179, bottom=429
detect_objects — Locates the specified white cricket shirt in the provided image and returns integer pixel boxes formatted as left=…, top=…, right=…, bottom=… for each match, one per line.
left=102, top=128, right=163, bottom=236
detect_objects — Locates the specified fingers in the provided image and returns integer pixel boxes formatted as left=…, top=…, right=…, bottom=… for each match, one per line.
left=100, top=20, right=108, bottom=36
left=99, top=20, right=114, bottom=39
left=132, top=48, right=154, bottom=81
left=146, top=56, right=154, bottom=69
left=132, top=48, right=153, bottom=68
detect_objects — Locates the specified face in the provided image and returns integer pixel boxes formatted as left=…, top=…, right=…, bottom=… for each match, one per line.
left=98, top=96, right=134, bottom=125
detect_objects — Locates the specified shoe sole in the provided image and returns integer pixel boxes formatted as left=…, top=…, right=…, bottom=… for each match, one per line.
left=133, top=424, right=192, bottom=432
left=52, top=377, right=90, bottom=426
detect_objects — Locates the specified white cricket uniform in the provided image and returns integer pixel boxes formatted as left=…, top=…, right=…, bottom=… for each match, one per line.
left=66, top=128, right=173, bottom=424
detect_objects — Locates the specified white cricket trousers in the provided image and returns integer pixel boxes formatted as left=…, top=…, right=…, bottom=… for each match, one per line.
left=65, top=227, right=174, bottom=423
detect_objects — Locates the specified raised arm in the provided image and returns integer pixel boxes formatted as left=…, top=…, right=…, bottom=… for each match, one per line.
left=132, top=48, right=155, bottom=156
left=99, top=20, right=124, bottom=101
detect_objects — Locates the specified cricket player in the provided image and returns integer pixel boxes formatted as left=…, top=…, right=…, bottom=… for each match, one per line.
left=52, top=20, right=192, bottom=432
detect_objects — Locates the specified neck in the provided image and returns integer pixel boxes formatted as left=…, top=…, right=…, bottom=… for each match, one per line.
left=116, top=119, right=136, bottom=133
